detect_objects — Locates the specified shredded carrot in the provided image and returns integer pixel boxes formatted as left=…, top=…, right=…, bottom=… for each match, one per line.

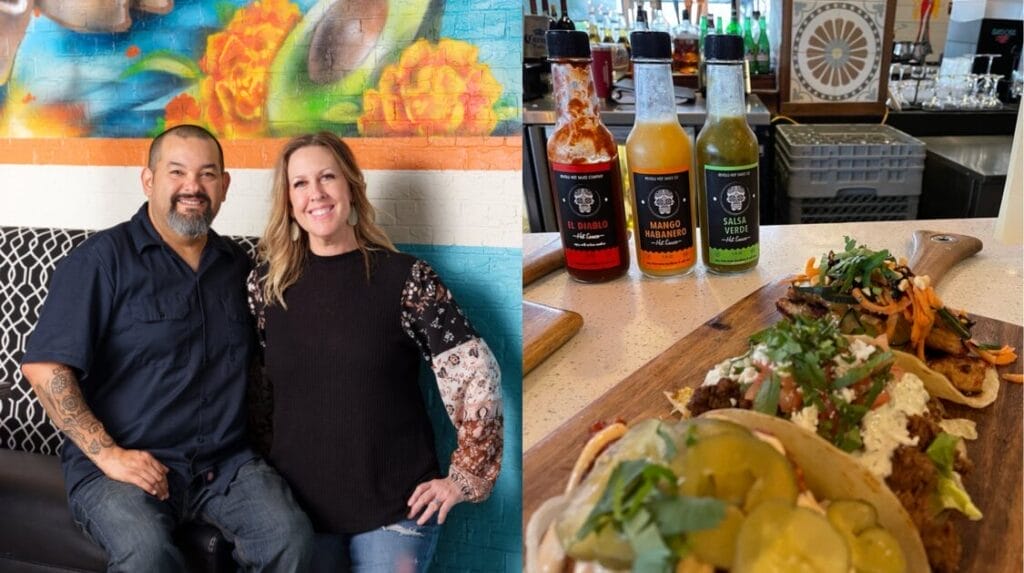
left=1002, top=373, right=1024, bottom=384
left=851, top=288, right=909, bottom=315
left=804, top=257, right=819, bottom=285
left=971, top=344, right=1018, bottom=366
left=885, top=312, right=900, bottom=342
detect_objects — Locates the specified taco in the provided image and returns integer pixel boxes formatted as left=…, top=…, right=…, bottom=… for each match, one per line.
left=777, top=236, right=1014, bottom=408
left=525, top=414, right=928, bottom=573
left=683, top=314, right=980, bottom=572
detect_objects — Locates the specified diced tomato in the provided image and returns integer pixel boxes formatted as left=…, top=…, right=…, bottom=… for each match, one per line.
left=743, top=363, right=771, bottom=401
left=778, top=375, right=803, bottom=413
left=870, top=390, right=890, bottom=409
left=889, top=365, right=905, bottom=381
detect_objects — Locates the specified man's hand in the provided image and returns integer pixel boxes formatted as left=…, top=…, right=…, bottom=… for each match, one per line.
left=94, top=446, right=170, bottom=500
left=406, top=476, right=467, bottom=525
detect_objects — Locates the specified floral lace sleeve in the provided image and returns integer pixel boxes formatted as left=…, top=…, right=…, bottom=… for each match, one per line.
left=400, top=260, right=503, bottom=503
left=245, top=266, right=272, bottom=454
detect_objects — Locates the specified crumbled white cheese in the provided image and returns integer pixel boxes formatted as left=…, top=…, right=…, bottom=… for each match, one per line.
left=703, top=358, right=732, bottom=386
left=849, top=338, right=876, bottom=362
left=737, top=366, right=761, bottom=385
left=912, top=275, right=931, bottom=290
left=853, top=372, right=931, bottom=478
left=839, top=388, right=856, bottom=403
left=790, top=404, right=820, bottom=433
left=751, top=344, right=772, bottom=365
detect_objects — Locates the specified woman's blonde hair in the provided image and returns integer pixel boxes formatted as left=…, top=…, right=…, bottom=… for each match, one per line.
left=258, top=132, right=397, bottom=308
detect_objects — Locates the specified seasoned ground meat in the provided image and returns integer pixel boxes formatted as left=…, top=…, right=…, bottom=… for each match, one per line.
left=887, top=446, right=963, bottom=573
left=907, top=414, right=942, bottom=449
left=687, top=379, right=750, bottom=417
left=887, top=446, right=938, bottom=495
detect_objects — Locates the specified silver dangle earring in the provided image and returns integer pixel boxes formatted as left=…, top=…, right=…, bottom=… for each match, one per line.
left=347, top=206, right=359, bottom=226
left=290, top=221, right=301, bottom=241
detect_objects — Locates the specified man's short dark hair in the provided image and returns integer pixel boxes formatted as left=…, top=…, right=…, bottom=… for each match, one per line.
left=148, top=124, right=225, bottom=171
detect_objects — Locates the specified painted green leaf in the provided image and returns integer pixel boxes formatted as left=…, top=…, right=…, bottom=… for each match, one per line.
left=266, top=0, right=434, bottom=135
left=121, top=51, right=202, bottom=80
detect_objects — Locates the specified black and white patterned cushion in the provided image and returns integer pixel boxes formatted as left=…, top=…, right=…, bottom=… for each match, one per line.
left=0, top=226, right=258, bottom=455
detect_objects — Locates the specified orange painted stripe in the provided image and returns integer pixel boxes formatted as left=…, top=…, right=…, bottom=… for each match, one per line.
left=0, top=136, right=522, bottom=171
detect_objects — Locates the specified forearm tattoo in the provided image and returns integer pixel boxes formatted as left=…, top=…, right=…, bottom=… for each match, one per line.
left=37, top=366, right=114, bottom=458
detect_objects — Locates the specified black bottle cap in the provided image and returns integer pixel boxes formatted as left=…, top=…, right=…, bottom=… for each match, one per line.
left=546, top=29, right=591, bottom=59
left=704, top=33, right=743, bottom=61
left=682, top=9, right=691, bottom=21
left=630, top=31, right=672, bottom=60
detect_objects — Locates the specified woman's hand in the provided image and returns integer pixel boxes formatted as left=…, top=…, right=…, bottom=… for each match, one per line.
left=407, top=476, right=467, bottom=525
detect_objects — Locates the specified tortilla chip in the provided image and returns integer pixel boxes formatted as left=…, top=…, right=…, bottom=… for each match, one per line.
left=665, top=387, right=695, bottom=418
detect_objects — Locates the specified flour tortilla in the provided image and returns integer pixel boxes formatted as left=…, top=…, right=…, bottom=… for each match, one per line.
left=894, top=349, right=1000, bottom=408
left=525, top=412, right=930, bottom=573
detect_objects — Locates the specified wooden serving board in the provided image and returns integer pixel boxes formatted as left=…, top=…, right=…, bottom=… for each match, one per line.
left=523, top=279, right=1023, bottom=573
left=523, top=235, right=565, bottom=286
left=523, top=301, right=583, bottom=375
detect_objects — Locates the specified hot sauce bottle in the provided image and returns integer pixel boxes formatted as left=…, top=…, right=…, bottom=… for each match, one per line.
left=626, top=30, right=697, bottom=277
left=546, top=29, right=630, bottom=283
left=696, top=34, right=760, bottom=273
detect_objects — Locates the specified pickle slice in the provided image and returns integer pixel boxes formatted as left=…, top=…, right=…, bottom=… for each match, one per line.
left=688, top=504, right=744, bottom=569
left=827, top=499, right=878, bottom=536
left=851, top=527, right=907, bottom=573
left=677, top=432, right=798, bottom=511
left=734, top=499, right=850, bottom=573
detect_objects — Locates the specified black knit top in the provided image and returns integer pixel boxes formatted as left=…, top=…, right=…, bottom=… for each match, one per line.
left=246, top=249, right=503, bottom=534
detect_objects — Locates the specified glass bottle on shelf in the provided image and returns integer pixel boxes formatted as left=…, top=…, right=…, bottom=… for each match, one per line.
left=726, top=9, right=740, bottom=35
left=556, top=0, right=575, bottom=30
left=635, top=3, right=649, bottom=31
left=650, top=0, right=671, bottom=32
left=715, top=16, right=723, bottom=34
left=673, top=9, right=699, bottom=74
left=756, top=14, right=771, bottom=74
left=696, top=34, right=760, bottom=273
left=545, top=30, right=631, bottom=283
left=627, top=30, right=698, bottom=277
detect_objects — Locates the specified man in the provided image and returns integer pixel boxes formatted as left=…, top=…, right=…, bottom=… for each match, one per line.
left=20, top=124, right=313, bottom=572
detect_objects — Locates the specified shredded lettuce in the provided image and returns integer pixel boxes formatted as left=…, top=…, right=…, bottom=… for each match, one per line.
left=926, top=433, right=983, bottom=520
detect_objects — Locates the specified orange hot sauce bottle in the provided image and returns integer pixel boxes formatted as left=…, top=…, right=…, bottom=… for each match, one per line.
left=626, top=30, right=697, bottom=277
left=545, top=29, right=630, bottom=283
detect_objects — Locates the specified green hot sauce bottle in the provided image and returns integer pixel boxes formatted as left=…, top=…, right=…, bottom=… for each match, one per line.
left=696, top=34, right=760, bottom=273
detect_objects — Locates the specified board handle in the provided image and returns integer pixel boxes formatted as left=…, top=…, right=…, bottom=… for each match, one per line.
left=907, top=230, right=983, bottom=286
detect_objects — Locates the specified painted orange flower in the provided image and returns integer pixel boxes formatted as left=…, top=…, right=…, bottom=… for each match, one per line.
left=197, top=0, right=300, bottom=138
left=359, top=39, right=503, bottom=137
left=164, top=93, right=201, bottom=128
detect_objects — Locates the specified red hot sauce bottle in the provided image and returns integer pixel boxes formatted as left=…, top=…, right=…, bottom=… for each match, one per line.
left=545, top=29, right=630, bottom=283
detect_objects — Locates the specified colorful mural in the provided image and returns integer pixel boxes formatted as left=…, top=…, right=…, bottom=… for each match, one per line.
left=0, top=0, right=520, bottom=138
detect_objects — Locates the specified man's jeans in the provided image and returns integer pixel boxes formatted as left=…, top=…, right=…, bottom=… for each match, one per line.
left=69, top=458, right=314, bottom=573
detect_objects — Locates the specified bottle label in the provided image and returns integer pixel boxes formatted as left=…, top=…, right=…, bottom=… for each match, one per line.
left=632, top=168, right=695, bottom=269
left=703, top=163, right=759, bottom=265
left=551, top=160, right=624, bottom=270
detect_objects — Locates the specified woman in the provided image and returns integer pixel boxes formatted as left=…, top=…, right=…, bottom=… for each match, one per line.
left=246, top=132, right=503, bottom=572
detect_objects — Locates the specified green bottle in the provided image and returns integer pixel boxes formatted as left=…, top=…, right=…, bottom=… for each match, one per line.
left=756, top=15, right=771, bottom=74
left=715, top=16, right=723, bottom=34
left=699, top=14, right=708, bottom=49
left=743, top=16, right=755, bottom=63
left=726, top=9, right=740, bottom=35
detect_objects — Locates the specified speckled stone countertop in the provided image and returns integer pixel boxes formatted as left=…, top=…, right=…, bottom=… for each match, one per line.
left=523, top=219, right=1024, bottom=450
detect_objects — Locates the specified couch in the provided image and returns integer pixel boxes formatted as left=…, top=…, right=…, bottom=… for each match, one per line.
left=0, top=226, right=260, bottom=572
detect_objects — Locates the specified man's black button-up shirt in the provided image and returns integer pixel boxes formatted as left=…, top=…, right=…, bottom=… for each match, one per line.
left=22, top=204, right=257, bottom=497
